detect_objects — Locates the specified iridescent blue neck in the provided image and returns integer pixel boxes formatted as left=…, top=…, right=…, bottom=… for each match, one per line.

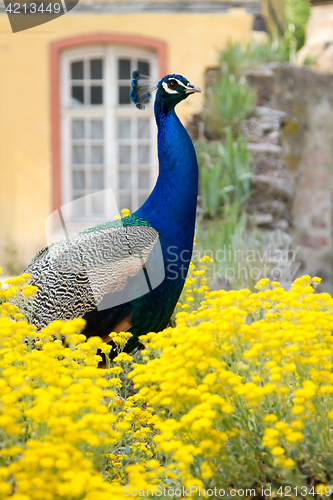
left=135, top=98, right=198, bottom=261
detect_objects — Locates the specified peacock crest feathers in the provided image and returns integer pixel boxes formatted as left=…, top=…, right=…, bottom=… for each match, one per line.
left=130, top=71, right=157, bottom=110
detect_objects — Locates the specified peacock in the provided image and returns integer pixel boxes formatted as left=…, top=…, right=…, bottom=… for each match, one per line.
left=25, top=72, right=202, bottom=357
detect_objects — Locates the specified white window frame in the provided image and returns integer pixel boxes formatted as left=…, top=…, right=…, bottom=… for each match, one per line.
left=60, top=45, right=158, bottom=224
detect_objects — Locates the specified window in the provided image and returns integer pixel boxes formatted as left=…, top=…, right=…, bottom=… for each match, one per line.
left=61, top=46, right=158, bottom=221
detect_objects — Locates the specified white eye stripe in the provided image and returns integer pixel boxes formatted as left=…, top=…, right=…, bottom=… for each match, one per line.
left=174, top=78, right=187, bottom=88
left=162, top=78, right=188, bottom=94
left=162, top=81, right=178, bottom=94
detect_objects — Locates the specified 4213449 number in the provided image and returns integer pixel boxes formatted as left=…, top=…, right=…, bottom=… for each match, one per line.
left=276, top=485, right=332, bottom=497
left=5, top=3, right=62, bottom=13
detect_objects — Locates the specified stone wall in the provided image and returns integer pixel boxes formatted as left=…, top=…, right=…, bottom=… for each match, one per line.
left=194, top=64, right=333, bottom=291
left=253, top=64, right=333, bottom=292
left=239, top=80, right=298, bottom=290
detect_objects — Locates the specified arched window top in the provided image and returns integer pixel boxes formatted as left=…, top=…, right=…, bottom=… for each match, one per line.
left=50, top=33, right=167, bottom=215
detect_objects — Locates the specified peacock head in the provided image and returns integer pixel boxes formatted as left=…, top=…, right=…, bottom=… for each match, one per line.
left=157, top=74, right=203, bottom=107
left=130, top=72, right=202, bottom=110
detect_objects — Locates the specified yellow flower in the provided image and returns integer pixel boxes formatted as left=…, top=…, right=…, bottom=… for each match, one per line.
left=292, top=405, right=305, bottom=415
left=255, top=278, right=270, bottom=290
left=271, top=446, right=285, bottom=456
left=146, top=459, right=160, bottom=469
left=315, top=484, right=326, bottom=494
left=116, top=421, right=131, bottom=431
left=221, top=403, right=234, bottom=414
left=22, top=284, right=38, bottom=297
left=264, top=414, right=278, bottom=423
left=113, top=353, right=133, bottom=363
left=265, top=428, right=279, bottom=439
left=285, top=432, right=304, bottom=443
left=283, top=459, right=295, bottom=468
left=291, top=420, right=304, bottom=429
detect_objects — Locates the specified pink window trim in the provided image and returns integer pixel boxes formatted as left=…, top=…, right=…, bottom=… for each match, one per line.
left=50, top=32, right=167, bottom=212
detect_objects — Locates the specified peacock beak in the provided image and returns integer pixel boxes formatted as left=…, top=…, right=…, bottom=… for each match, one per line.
left=185, top=83, right=203, bottom=94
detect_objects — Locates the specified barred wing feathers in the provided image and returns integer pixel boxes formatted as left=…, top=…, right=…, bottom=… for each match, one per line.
left=27, top=224, right=160, bottom=330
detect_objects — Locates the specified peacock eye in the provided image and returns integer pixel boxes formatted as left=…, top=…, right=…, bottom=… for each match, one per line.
left=167, top=79, right=178, bottom=90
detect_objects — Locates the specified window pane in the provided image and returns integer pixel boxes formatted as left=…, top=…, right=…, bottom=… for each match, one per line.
left=119, top=145, right=131, bottom=165
left=118, top=59, right=131, bottom=79
left=92, top=194, right=104, bottom=214
left=138, top=61, right=149, bottom=76
left=119, top=86, right=131, bottom=105
left=71, top=61, right=84, bottom=80
left=119, top=171, right=131, bottom=190
left=138, top=118, right=150, bottom=139
left=72, top=86, right=84, bottom=105
left=72, top=120, right=85, bottom=139
left=91, top=170, right=104, bottom=190
left=72, top=171, right=85, bottom=189
left=90, top=59, right=103, bottom=80
left=73, top=145, right=85, bottom=164
left=138, top=170, right=150, bottom=189
left=138, top=145, right=150, bottom=164
left=91, top=145, right=104, bottom=165
left=119, top=195, right=132, bottom=212
left=73, top=195, right=85, bottom=215
left=90, top=86, right=103, bottom=105
left=139, top=194, right=148, bottom=207
left=91, top=120, right=103, bottom=139
left=118, top=119, right=131, bottom=139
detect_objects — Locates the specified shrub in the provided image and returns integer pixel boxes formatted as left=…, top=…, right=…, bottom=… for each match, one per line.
left=218, top=39, right=289, bottom=81
left=195, top=141, right=224, bottom=219
left=205, top=74, right=256, bottom=139
left=195, top=131, right=252, bottom=219
left=218, top=130, right=252, bottom=205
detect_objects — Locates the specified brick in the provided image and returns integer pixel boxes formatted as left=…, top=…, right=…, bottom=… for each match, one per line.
left=293, top=192, right=313, bottom=216
left=304, top=148, right=330, bottom=167
left=296, top=166, right=330, bottom=190
left=297, top=235, right=328, bottom=250
left=311, top=214, right=328, bottom=229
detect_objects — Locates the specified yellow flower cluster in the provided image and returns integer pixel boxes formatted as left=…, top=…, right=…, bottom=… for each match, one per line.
left=175, top=255, right=212, bottom=312
left=0, top=273, right=159, bottom=499
left=130, top=274, right=333, bottom=491
left=4, top=263, right=333, bottom=495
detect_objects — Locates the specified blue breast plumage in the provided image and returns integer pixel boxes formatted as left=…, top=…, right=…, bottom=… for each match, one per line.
left=25, top=73, right=202, bottom=357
